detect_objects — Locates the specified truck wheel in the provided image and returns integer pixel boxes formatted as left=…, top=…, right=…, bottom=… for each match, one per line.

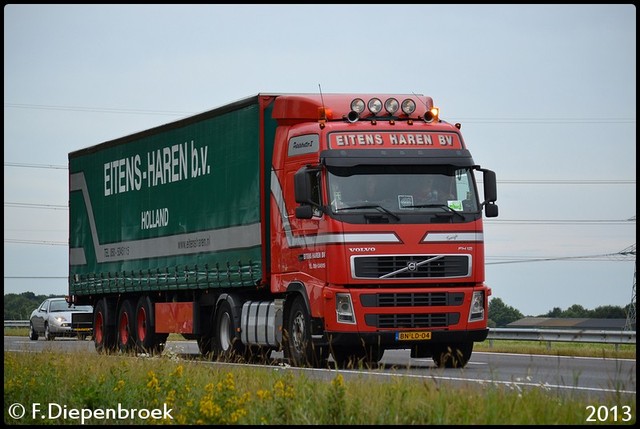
left=116, top=299, right=137, bottom=352
left=45, top=324, right=54, bottom=341
left=29, top=322, right=39, bottom=340
left=94, top=298, right=116, bottom=353
left=135, top=295, right=166, bottom=355
left=432, top=342, right=473, bottom=368
left=283, top=296, right=329, bottom=368
left=331, top=344, right=384, bottom=369
left=213, top=300, right=245, bottom=361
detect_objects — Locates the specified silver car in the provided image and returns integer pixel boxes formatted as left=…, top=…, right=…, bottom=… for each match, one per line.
left=29, top=297, right=93, bottom=340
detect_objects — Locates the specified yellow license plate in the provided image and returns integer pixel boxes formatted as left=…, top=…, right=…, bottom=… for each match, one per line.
left=396, top=331, right=432, bottom=341
left=75, top=328, right=91, bottom=332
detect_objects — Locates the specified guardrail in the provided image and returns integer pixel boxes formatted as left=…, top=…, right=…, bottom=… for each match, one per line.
left=487, top=327, right=636, bottom=346
left=4, top=320, right=636, bottom=345
left=5, top=320, right=29, bottom=328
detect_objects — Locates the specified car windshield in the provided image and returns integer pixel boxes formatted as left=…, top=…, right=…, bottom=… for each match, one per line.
left=49, top=300, right=70, bottom=312
left=48, top=300, right=92, bottom=312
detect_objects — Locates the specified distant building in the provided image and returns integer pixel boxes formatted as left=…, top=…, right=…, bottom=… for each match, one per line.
left=507, top=317, right=628, bottom=331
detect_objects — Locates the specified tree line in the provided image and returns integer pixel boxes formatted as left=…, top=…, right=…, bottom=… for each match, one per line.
left=3, top=292, right=631, bottom=328
left=488, top=297, right=630, bottom=327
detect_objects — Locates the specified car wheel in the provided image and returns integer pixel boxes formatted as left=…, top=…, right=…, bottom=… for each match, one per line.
left=45, top=324, right=54, bottom=341
left=29, top=322, right=39, bottom=340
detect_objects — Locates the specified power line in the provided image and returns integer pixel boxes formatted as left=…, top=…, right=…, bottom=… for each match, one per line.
left=5, top=276, right=67, bottom=279
left=4, top=161, right=67, bottom=169
left=484, top=218, right=635, bottom=225
left=4, top=239, right=67, bottom=246
left=487, top=245, right=636, bottom=265
left=5, top=202, right=67, bottom=210
left=450, top=117, right=635, bottom=124
left=4, top=102, right=191, bottom=117
left=5, top=102, right=636, bottom=124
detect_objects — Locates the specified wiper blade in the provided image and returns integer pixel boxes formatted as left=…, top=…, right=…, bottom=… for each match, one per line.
left=403, top=203, right=465, bottom=220
left=336, top=204, right=400, bottom=221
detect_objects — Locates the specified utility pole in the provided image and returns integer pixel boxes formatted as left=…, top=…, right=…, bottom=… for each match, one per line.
left=622, top=243, right=636, bottom=331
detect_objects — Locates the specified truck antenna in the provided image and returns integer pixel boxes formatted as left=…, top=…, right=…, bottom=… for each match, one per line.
left=318, top=84, right=327, bottom=126
left=413, top=91, right=428, bottom=108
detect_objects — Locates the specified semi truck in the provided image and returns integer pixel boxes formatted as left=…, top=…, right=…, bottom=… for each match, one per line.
left=68, top=92, right=498, bottom=368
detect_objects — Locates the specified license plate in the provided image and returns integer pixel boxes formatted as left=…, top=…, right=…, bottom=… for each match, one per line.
left=74, top=328, right=91, bottom=332
left=396, top=331, right=432, bottom=341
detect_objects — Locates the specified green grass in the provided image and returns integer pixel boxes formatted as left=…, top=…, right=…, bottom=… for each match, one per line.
left=4, top=350, right=636, bottom=425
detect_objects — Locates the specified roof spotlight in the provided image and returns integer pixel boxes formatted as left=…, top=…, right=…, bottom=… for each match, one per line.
left=401, top=99, right=416, bottom=115
left=350, top=98, right=365, bottom=114
left=384, top=98, right=399, bottom=115
left=367, top=98, right=383, bottom=115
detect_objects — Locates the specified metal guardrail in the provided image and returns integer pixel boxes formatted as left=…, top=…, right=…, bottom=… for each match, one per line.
left=5, top=320, right=29, bottom=328
left=3, top=320, right=636, bottom=345
left=487, top=327, right=636, bottom=345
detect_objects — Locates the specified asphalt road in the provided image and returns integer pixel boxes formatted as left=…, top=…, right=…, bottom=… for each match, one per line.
left=4, top=335, right=636, bottom=404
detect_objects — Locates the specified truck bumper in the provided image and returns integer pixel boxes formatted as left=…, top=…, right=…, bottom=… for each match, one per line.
left=319, top=328, right=488, bottom=349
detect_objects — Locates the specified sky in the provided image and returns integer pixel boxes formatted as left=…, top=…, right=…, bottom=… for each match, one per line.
left=3, top=4, right=636, bottom=317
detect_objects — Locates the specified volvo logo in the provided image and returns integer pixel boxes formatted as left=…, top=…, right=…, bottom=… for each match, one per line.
left=407, top=261, right=418, bottom=271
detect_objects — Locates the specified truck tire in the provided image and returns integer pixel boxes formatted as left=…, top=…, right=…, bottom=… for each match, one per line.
left=29, top=322, right=39, bottom=340
left=213, top=300, right=245, bottom=361
left=331, top=344, right=384, bottom=369
left=94, top=298, right=116, bottom=353
left=283, top=295, right=329, bottom=368
left=116, top=299, right=136, bottom=352
left=135, top=295, right=166, bottom=355
left=432, top=342, right=473, bottom=368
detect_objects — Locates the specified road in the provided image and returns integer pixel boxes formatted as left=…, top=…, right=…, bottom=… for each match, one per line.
left=4, top=336, right=636, bottom=403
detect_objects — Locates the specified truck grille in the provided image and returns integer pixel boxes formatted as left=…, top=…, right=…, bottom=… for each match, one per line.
left=352, top=255, right=470, bottom=279
left=365, top=313, right=460, bottom=328
left=360, top=292, right=464, bottom=307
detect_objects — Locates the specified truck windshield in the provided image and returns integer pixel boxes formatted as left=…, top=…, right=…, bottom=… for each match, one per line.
left=327, top=165, right=479, bottom=217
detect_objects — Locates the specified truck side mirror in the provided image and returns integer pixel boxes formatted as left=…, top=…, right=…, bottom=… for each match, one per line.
left=295, top=206, right=314, bottom=219
left=294, top=168, right=313, bottom=204
left=482, top=169, right=497, bottom=203
left=485, top=204, right=499, bottom=218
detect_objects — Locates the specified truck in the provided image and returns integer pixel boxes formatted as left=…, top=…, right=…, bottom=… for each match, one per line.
left=68, top=92, right=498, bottom=369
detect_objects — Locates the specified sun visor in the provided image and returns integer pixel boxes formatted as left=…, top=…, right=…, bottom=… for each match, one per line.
left=320, top=149, right=476, bottom=167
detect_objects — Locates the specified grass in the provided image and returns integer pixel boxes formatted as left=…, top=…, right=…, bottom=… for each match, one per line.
left=4, top=350, right=636, bottom=425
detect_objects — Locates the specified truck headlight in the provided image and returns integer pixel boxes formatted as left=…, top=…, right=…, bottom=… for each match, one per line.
left=335, top=293, right=356, bottom=324
left=469, top=291, right=485, bottom=322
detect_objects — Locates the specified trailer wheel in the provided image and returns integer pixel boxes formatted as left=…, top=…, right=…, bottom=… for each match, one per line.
left=135, top=296, right=166, bottom=355
left=432, top=342, right=473, bottom=368
left=283, top=295, right=329, bottom=368
left=116, top=299, right=137, bottom=352
left=213, top=300, right=245, bottom=361
left=94, top=298, right=116, bottom=353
